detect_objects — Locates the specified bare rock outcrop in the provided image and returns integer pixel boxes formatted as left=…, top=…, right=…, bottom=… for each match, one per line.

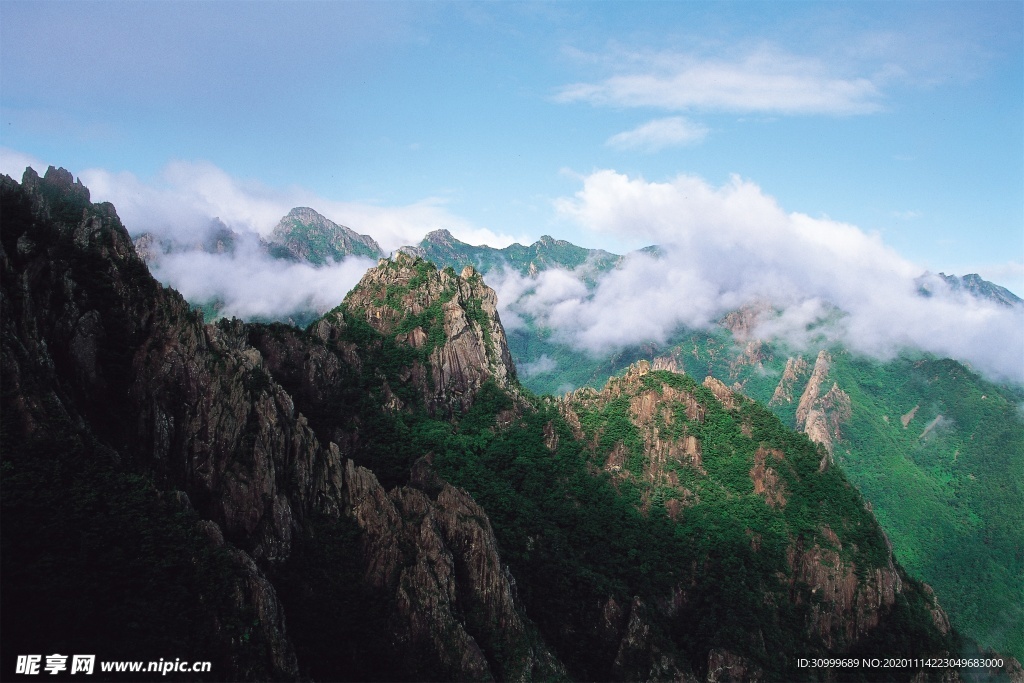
left=342, top=456, right=565, bottom=681
left=703, top=376, right=739, bottom=411
left=769, top=355, right=810, bottom=406
left=340, top=253, right=518, bottom=414
left=794, top=351, right=852, bottom=469
left=706, top=648, right=764, bottom=683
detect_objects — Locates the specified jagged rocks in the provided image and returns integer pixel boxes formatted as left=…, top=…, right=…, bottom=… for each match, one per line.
left=769, top=355, right=810, bottom=406
left=342, top=456, right=564, bottom=681
left=792, top=351, right=852, bottom=469
left=339, top=253, right=518, bottom=414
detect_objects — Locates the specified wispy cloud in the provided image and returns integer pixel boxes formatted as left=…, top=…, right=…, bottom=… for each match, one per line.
left=606, top=117, right=709, bottom=152
left=556, top=46, right=884, bottom=115
left=518, top=354, right=558, bottom=378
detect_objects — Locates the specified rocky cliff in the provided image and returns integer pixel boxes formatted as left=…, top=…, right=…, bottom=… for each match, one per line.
left=0, top=168, right=549, bottom=681
left=338, top=252, right=518, bottom=413
left=791, top=350, right=852, bottom=470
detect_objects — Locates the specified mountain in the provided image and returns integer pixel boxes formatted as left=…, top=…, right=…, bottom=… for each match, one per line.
left=399, top=228, right=621, bottom=278
left=119, top=200, right=1023, bottom=662
left=587, top=322, right=1024, bottom=663
left=915, top=271, right=1023, bottom=308
left=4, top=167, right=1007, bottom=681
left=937, top=273, right=1023, bottom=307
left=132, top=217, right=241, bottom=260
left=266, top=206, right=383, bottom=264
left=503, top=307, right=1024, bottom=662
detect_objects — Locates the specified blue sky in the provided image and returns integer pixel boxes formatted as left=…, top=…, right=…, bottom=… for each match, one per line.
left=1, top=1, right=1022, bottom=294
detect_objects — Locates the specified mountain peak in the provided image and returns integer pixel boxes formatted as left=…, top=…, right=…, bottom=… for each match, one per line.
left=268, top=206, right=382, bottom=264
left=339, top=255, right=517, bottom=414
left=423, top=228, right=458, bottom=246
left=918, top=271, right=1022, bottom=307
left=285, top=206, right=325, bottom=220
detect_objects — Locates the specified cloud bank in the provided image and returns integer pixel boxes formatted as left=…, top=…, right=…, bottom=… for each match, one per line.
left=3, top=153, right=529, bottom=323
left=492, top=170, right=1022, bottom=382
left=149, top=235, right=376, bottom=322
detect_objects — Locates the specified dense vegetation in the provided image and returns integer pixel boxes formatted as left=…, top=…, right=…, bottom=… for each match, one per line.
left=251, top=292, right=960, bottom=681
left=827, top=354, right=1024, bottom=660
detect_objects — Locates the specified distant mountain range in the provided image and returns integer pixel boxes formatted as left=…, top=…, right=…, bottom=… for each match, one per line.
left=134, top=206, right=1022, bottom=311
left=400, top=228, right=621, bottom=278
left=134, top=206, right=383, bottom=265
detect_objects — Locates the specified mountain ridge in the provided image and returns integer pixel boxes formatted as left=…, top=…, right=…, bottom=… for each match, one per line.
left=4, top=167, right=1006, bottom=681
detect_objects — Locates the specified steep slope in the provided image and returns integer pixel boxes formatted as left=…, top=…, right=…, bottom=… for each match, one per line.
left=552, top=363, right=955, bottom=675
left=0, top=168, right=559, bottom=681
left=267, top=206, right=382, bottom=263
left=1, top=168, right=306, bottom=678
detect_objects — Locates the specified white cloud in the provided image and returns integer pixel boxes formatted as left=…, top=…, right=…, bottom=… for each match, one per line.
left=606, top=117, right=709, bottom=152
left=509, top=170, right=1023, bottom=382
left=150, top=240, right=377, bottom=321
left=556, top=46, right=884, bottom=115
left=76, top=158, right=521, bottom=252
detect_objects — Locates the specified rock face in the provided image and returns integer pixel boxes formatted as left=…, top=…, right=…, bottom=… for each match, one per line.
left=267, top=206, right=382, bottom=263
left=2, top=168, right=306, bottom=679
left=339, top=252, right=518, bottom=413
left=794, top=350, right=852, bottom=468
left=769, top=355, right=810, bottom=406
left=343, top=456, right=565, bottom=680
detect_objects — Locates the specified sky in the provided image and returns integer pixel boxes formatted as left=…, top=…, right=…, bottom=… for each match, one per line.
left=1, top=1, right=1022, bottom=379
